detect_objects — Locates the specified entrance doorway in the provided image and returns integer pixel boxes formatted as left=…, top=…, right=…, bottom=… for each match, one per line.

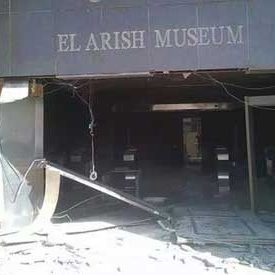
left=183, top=117, right=202, bottom=164
left=43, top=71, right=275, bottom=212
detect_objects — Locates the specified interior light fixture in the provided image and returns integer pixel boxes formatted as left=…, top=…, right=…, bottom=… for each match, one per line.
left=152, top=103, right=234, bottom=111
left=0, top=80, right=29, bottom=104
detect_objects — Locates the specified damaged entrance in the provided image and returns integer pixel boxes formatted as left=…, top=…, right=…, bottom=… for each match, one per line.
left=44, top=71, right=275, bottom=214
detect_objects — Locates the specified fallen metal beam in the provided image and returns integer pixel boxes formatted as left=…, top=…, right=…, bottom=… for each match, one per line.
left=46, top=162, right=170, bottom=221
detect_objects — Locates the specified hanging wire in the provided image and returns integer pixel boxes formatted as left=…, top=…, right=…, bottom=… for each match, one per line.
left=3, top=75, right=275, bottom=204
left=64, top=217, right=156, bottom=235
left=0, top=156, right=16, bottom=201
left=215, top=80, right=275, bottom=91
left=88, top=83, right=97, bottom=181
left=52, top=213, right=72, bottom=223
left=0, top=141, right=20, bottom=201
left=0, top=142, right=45, bottom=203
left=43, top=79, right=98, bottom=181
left=195, top=72, right=275, bottom=111
left=11, top=159, right=45, bottom=203
left=54, top=194, right=103, bottom=217
left=0, top=78, right=96, bottom=206
left=59, top=79, right=98, bottom=181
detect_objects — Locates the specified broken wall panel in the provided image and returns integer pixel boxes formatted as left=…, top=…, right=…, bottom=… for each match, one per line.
left=0, top=97, right=44, bottom=229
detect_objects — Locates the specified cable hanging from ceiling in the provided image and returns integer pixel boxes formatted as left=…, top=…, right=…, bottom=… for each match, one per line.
left=195, top=72, right=275, bottom=111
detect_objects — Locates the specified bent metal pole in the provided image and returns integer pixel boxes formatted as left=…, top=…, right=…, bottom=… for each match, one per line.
left=45, top=162, right=171, bottom=221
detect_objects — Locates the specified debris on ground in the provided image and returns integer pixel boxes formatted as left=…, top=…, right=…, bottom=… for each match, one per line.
left=1, top=220, right=275, bottom=275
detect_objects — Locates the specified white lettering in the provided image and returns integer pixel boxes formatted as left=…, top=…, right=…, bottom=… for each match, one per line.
left=57, top=34, right=70, bottom=52
left=86, top=33, right=99, bottom=51
left=132, top=30, right=146, bottom=49
left=57, top=24, right=245, bottom=53
left=121, top=31, right=132, bottom=49
left=155, top=29, right=172, bottom=48
left=100, top=32, right=113, bottom=50
left=227, top=25, right=243, bottom=44
left=69, top=34, right=81, bottom=52
left=114, top=32, right=121, bottom=50
left=187, top=28, right=198, bottom=46
left=173, top=29, right=187, bottom=47
left=211, top=26, right=224, bottom=45
left=198, top=27, right=210, bottom=46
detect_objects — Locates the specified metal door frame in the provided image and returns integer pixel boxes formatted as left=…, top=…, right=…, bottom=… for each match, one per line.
left=245, top=95, right=275, bottom=211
